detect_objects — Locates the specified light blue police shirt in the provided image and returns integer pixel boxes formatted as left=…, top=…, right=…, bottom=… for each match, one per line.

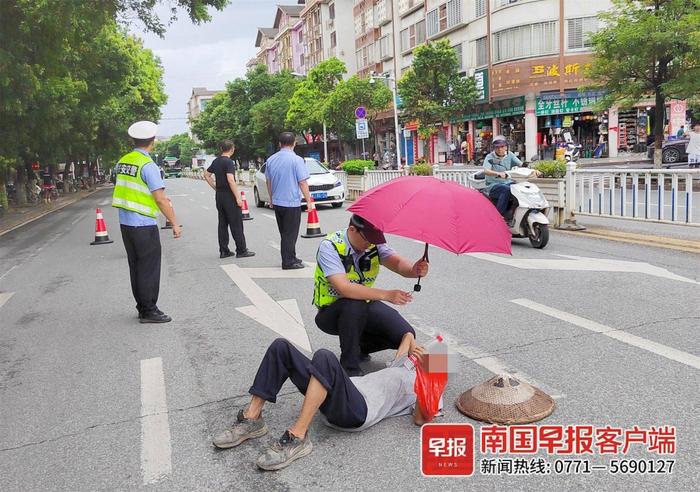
left=117, top=148, right=165, bottom=227
left=264, top=148, right=310, bottom=207
left=317, top=229, right=396, bottom=278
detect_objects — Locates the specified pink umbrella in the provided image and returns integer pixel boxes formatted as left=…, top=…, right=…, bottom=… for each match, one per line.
left=348, top=176, right=511, bottom=290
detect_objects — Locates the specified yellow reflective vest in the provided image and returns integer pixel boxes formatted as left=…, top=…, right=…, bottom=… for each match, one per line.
left=111, top=151, right=159, bottom=218
left=313, top=231, right=381, bottom=308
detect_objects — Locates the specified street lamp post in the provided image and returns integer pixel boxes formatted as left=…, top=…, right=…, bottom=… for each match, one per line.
left=370, top=72, right=402, bottom=168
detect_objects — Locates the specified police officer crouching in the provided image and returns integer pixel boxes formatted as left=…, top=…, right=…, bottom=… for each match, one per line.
left=112, top=121, right=182, bottom=323
left=313, top=215, right=429, bottom=376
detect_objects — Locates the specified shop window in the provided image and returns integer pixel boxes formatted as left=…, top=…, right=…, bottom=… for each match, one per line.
left=475, top=36, right=487, bottom=67
left=567, top=17, right=599, bottom=51
left=493, top=21, right=557, bottom=63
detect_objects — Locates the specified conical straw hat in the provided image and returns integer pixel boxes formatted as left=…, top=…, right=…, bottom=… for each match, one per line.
left=456, top=374, right=555, bottom=424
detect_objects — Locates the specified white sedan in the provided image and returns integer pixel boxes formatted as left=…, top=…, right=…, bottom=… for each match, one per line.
left=253, top=158, right=345, bottom=208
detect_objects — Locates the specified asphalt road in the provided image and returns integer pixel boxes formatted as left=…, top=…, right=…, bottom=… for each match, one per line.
left=0, top=178, right=698, bottom=491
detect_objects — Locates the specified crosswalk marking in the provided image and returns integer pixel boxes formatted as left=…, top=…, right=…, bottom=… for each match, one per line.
left=512, top=298, right=700, bottom=370
left=140, top=357, right=172, bottom=484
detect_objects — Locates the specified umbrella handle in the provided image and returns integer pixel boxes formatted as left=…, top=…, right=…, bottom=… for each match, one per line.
left=413, top=243, right=429, bottom=292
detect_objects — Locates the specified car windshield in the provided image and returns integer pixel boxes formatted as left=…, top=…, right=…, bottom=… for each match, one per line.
left=305, top=158, right=328, bottom=175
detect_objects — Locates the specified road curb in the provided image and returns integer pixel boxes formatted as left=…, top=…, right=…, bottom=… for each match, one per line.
left=554, top=227, right=700, bottom=254
left=0, top=188, right=105, bottom=238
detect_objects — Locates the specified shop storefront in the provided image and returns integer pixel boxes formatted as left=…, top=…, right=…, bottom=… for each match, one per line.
left=452, top=96, right=526, bottom=163
left=536, top=91, right=608, bottom=159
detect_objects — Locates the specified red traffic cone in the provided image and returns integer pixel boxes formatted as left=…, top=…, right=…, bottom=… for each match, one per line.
left=90, top=208, right=114, bottom=245
left=241, top=191, right=253, bottom=221
left=161, top=198, right=173, bottom=229
left=301, top=199, right=324, bottom=238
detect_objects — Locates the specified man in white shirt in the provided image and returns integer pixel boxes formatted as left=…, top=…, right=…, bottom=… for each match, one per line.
left=212, top=334, right=437, bottom=471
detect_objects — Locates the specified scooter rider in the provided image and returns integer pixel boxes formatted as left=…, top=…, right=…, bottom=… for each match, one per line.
left=482, top=136, right=540, bottom=219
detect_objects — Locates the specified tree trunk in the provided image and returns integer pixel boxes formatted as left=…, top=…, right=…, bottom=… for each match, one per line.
left=653, top=88, right=665, bottom=169
left=16, top=165, right=27, bottom=205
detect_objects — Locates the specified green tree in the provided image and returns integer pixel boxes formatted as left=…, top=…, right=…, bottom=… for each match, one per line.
left=287, top=58, right=346, bottom=150
left=154, top=133, right=197, bottom=165
left=398, top=40, right=479, bottom=143
left=323, top=75, right=392, bottom=155
left=192, top=66, right=301, bottom=161
left=587, top=0, right=700, bottom=166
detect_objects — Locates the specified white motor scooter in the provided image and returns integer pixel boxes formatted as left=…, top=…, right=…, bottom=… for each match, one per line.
left=468, top=167, right=550, bottom=248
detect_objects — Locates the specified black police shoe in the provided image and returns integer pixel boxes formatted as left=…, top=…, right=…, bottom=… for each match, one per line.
left=282, top=263, right=305, bottom=270
left=220, top=251, right=234, bottom=259
left=140, top=311, right=172, bottom=323
left=236, top=250, right=256, bottom=258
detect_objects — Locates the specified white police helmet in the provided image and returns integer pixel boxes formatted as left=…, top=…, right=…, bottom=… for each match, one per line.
left=128, top=121, right=158, bottom=139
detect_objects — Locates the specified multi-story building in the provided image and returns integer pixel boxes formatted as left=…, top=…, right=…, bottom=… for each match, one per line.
left=422, top=0, right=619, bottom=163
left=187, top=87, right=224, bottom=138
left=300, top=1, right=357, bottom=74
left=254, top=27, right=279, bottom=72
left=273, top=5, right=305, bottom=73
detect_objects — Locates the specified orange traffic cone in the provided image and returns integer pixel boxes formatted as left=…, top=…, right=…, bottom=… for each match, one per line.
left=90, top=208, right=114, bottom=245
left=241, top=191, right=253, bottom=221
left=301, top=199, right=324, bottom=238
left=161, top=198, right=173, bottom=229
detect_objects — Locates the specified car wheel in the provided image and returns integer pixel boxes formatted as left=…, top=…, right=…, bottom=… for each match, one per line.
left=662, top=147, right=681, bottom=163
left=254, top=187, right=265, bottom=208
left=332, top=202, right=342, bottom=208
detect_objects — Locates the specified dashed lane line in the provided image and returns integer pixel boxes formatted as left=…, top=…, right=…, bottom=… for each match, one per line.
left=140, top=357, right=172, bottom=484
left=511, top=298, right=700, bottom=371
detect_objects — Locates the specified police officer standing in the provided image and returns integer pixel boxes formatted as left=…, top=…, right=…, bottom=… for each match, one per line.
left=112, top=121, right=182, bottom=323
left=313, top=214, right=429, bottom=376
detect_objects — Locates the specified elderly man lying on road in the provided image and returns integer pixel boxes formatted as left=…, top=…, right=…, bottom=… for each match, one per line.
left=212, top=335, right=439, bottom=471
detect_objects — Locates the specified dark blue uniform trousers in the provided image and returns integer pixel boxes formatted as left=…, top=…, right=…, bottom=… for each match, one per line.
left=249, top=339, right=368, bottom=429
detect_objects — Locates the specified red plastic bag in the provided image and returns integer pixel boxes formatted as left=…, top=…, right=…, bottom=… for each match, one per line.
left=412, top=358, right=448, bottom=422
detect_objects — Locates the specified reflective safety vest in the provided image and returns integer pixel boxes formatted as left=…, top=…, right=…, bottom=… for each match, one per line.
left=313, top=230, right=381, bottom=308
left=111, top=151, right=159, bottom=218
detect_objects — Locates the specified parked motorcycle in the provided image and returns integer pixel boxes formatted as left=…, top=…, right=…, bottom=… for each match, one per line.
left=469, top=167, right=550, bottom=248
left=562, top=129, right=582, bottom=164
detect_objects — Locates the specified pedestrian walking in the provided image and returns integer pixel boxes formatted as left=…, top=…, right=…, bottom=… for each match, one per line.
left=204, top=140, right=255, bottom=259
left=112, top=121, right=181, bottom=323
left=265, top=132, right=313, bottom=270
left=687, top=122, right=700, bottom=168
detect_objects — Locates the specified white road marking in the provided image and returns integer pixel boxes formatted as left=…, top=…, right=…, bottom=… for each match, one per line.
left=278, top=299, right=303, bottom=324
left=409, top=316, right=565, bottom=399
left=100, top=199, right=110, bottom=206
left=222, top=264, right=312, bottom=351
left=470, top=253, right=699, bottom=285
left=267, top=241, right=280, bottom=251
left=262, top=213, right=275, bottom=220
left=0, top=267, right=18, bottom=282
left=140, top=357, right=172, bottom=484
left=0, top=291, right=15, bottom=309
left=243, top=266, right=315, bottom=279
left=202, top=205, right=211, bottom=210
left=71, top=214, right=85, bottom=225
left=511, top=298, right=700, bottom=371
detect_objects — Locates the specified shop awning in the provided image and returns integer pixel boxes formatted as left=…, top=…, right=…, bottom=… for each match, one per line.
left=451, top=96, right=525, bottom=123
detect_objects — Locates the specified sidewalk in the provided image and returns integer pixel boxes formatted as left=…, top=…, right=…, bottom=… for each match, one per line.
left=557, top=214, right=700, bottom=254
left=0, top=187, right=107, bottom=237
left=577, top=152, right=651, bottom=167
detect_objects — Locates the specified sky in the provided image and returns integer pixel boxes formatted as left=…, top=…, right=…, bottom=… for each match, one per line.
left=132, top=0, right=282, bottom=137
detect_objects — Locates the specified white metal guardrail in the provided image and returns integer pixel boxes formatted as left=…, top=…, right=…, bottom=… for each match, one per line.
left=572, top=168, right=699, bottom=225
left=364, top=169, right=406, bottom=189
left=332, top=170, right=347, bottom=192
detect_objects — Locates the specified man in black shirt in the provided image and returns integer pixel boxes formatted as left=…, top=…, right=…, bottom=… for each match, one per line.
left=205, top=140, right=255, bottom=259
